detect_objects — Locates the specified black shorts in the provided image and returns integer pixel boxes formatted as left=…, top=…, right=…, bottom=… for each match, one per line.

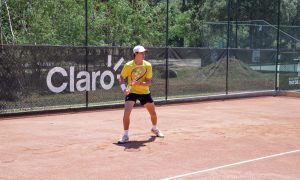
left=125, top=93, right=154, bottom=105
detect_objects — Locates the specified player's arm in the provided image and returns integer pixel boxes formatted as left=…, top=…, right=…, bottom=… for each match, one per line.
left=135, top=78, right=152, bottom=86
left=119, top=75, right=129, bottom=96
left=118, top=75, right=125, bottom=86
left=119, top=65, right=130, bottom=95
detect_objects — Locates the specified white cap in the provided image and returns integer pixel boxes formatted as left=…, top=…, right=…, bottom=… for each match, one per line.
left=133, top=45, right=147, bottom=53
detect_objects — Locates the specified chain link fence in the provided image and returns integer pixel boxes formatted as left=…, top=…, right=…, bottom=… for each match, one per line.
left=0, top=45, right=282, bottom=114
left=1, top=0, right=300, bottom=114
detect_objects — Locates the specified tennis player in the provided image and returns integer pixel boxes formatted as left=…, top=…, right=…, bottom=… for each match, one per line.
left=118, top=45, right=164, bottom=144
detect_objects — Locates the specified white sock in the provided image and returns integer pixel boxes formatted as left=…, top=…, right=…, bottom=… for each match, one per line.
left=152, top=125, right=157, bottom=130
left=124, top=130, right=129, bottom=136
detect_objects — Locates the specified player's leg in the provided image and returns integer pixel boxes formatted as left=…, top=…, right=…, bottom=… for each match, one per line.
left=141, top=94, right=164, bottom=138
left=123, top=100, right=135, bottom=130
left=144, top=102, right=164, bottom=137
left=118, top=94, right=137, bottom=144
left=144, top=102, right=157, bottom=126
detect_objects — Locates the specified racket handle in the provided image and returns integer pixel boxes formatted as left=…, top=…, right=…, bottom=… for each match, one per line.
left=126, top=85, right=132, bottom=92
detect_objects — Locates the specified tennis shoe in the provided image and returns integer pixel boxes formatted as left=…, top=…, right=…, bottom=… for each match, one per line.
left=118, top=135, right=129, bottom=144
left=151, top=128, right=164, bottom=137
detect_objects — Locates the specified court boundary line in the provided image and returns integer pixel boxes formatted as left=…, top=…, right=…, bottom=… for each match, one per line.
left=161, top=149, right=300, bottom=180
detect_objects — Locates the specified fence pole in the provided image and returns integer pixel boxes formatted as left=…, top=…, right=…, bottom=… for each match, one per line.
left=226, top=0, right=231, bottom=95
left=85, top=0, right=89, bottom=107
left=275, top=0, right=281, bottom=91
left=235, top=0, right=239, bottom=48
left=165, top=0, right=169, bottom=102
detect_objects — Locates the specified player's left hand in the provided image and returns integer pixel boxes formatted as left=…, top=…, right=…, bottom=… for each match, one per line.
left=130, top=81, right=139, bottom=86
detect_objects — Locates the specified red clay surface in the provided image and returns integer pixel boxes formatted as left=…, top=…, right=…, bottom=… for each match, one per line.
left=0, top=96, right=299, bottom=180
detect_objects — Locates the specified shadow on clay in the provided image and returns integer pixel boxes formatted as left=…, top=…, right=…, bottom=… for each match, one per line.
left=113, top=136, right=157, bottom=151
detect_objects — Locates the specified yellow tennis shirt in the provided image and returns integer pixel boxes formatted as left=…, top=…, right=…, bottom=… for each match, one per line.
left=120, top=60, right=152, bottom=94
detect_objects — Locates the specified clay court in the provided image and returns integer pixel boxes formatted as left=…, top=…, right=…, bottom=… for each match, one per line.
left=0, top=96, right=299, bottom=179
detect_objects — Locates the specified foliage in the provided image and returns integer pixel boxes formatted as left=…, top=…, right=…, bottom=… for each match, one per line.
left=0, top=0, right=85, bottom=45
left=88, top=0, right=166, bottom=46
left=0, top=0, right=299, bottom=47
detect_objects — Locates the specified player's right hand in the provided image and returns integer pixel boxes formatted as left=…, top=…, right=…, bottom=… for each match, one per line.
left=123, top=89, right=130, bottom=96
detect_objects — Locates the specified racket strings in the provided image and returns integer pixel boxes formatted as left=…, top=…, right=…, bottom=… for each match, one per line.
left=132, top=67, right=146, bottom=80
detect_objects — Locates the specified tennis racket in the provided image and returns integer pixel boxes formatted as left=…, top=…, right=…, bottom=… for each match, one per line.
left=127, top=66, right=147, bottom=92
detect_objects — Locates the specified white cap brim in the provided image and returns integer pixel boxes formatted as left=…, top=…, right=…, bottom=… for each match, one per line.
left=133, top=45, right=147, bottom=53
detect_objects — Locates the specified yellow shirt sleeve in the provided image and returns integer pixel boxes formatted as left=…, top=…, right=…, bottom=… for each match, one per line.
left=145, top=64, right=152, bottom=79
left=120, top=64, right=129, bottom=78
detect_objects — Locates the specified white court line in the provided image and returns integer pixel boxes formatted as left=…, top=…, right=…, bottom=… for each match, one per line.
left=161, top=149, right=300, bottom=180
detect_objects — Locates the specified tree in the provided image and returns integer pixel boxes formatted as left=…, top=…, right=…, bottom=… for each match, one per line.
left=0, top=0, right=299, bottom=47
left=0, top=0, right=85, bottom=45
left=89, top=0, right=166, bottom=46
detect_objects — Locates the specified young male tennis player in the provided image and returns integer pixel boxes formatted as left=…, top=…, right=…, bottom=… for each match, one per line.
left=118, top=45, right=164, bottom=144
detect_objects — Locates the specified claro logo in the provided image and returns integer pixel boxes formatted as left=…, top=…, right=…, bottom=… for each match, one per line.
left=46, top=55, right=124, bottom=93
